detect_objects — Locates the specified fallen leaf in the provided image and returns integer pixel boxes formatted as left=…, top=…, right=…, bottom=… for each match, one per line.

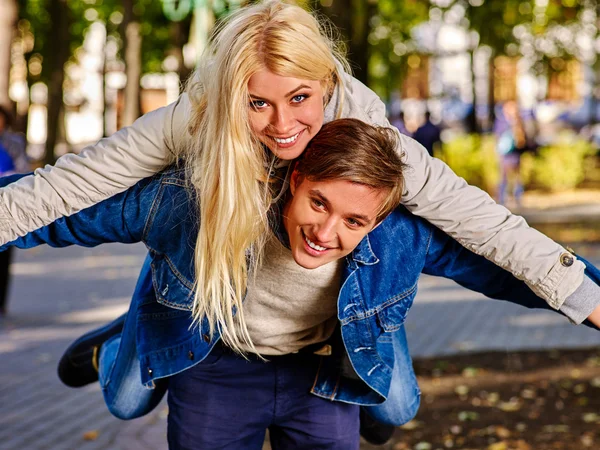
left=83, top=430, right=99, bottom=441
left=455, top=385, right=470, bottom=396
left=542, top=424, right=570, bottom=433
left=457, top=411, right=479, bottom=422
left=498, top=399, right=522, bottom=412
left=487, top=442, right=507, bottom=450
left=494, top=426, right=511, bottom=439
left=461, top=366, right=479, bottom=377
left=399, top=419, right=422, bottom=431
left=582, top=412, right=599, bottom=423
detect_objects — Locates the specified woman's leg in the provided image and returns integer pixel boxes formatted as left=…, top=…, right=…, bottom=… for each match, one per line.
left=363, top=324, right=421, bottom=426
left=98, top=254, right=167, bottom=420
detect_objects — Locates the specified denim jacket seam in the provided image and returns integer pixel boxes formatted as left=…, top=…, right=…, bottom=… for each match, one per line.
left=143, top=182, right=164, bottom=241
left=352, top=235, right=379, bottom=265
left=164, top=255, right=195, bottom=290
left=340, top=283, right=417, bottom=325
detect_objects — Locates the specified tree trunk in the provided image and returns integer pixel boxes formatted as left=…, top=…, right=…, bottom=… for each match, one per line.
left=0, top=0, right=18, bottom=110
left=487, top=51, right=496, bottom=130
left=43, top=0, right=70, bottom=165
left=312, top=0, right=375, bottom=85
left=121, top=0, right=142, bottom=128
left=466, top=48, right=479, bottom=133
left=171, top=18, right=193, bottom=91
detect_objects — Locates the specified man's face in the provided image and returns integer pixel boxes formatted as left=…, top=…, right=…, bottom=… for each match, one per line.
left=247, top=69, right=326, bottom=160
left=283, top=173, right=386, bottom=269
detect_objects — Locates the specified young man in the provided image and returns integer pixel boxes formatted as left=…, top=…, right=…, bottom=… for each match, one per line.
left=2, top=119, right=599, bottom=449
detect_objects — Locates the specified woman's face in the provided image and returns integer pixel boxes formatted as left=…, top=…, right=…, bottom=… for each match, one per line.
left=247, top=69, right=326, bottom=160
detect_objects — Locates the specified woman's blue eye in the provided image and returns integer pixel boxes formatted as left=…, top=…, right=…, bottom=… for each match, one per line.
left=251, top=100, right=268, bottom=109
left=292, top=94, right=307, bottom=103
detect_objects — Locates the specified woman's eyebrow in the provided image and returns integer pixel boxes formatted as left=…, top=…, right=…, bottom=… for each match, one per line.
left=285, top=85, right=312, bottom=97
left=249, top=84, right=312, bottom=100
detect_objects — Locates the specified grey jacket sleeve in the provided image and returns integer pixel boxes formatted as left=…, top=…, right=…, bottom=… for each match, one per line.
left=0, top=94, right=192, bottom=243
left=326, top=73, right=586, bottom=315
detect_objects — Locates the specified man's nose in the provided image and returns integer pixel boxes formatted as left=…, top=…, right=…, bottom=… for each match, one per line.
left=313, top=218, right=337, bottom=243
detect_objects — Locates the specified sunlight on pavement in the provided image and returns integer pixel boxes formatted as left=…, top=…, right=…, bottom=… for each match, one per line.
left=10, top=254, right=145, bottom=277
left=56, top=301, right=129, bottom=324
left=508, top=313, right=568, bottom=327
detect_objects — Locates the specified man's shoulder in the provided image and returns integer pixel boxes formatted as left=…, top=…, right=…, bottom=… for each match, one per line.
left=157, top=164, right=187, bottom=185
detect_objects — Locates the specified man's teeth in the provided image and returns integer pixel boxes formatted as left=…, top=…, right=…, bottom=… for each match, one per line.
left=273, top=132, right=300, bottom=144
left=305, top=236, right=326, bottom=251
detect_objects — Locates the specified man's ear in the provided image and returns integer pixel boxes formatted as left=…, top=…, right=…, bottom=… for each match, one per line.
left=290, top=169, right=300, bottom=196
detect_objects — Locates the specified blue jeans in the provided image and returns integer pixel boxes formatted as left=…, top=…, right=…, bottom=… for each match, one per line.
left=167, top=345, right=360, bottom=449
left=98, top=256, right=167, bottom=419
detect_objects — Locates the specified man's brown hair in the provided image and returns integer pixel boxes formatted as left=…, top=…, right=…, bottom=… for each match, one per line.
left=294, top=118, right=407, bottom=223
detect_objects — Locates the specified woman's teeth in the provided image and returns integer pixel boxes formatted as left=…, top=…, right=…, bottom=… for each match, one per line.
left=305, top=236, right=326, bottom=251
left=273, top=132, right=300, bottom=144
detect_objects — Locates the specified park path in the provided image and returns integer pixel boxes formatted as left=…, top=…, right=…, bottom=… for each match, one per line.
left=2, top=242, right=600, bottom=449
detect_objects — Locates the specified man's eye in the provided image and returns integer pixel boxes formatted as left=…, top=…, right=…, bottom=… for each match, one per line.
left=312, top=199, right=325, bottom=209
left=346, top=218, right=362, bottom=227
left=291, top=94, right=308, bottom=103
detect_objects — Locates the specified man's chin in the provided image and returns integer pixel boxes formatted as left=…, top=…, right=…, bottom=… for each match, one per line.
left=293, top=252, right=327, bottom=270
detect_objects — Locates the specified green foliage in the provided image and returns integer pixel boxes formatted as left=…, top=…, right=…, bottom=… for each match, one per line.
left=18, top=0, right=179, bottom=85
left=438, top=133, right=499, bottom=194
left=441, top=132, right=595, bottom=194
left=367, top=0, right=430, bottom=98
left=521, top=133, right=596, bottom=192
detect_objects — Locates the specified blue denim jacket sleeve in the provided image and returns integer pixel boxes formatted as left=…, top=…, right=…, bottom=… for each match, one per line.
left=0, top=172, right=152, bottom=250
left=422, top=226, right=598, bottom=330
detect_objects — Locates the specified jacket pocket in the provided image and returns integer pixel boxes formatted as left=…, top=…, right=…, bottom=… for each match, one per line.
left=151, top=254, right=195, bottom=311
left=375, top=291, right=416, bottom=332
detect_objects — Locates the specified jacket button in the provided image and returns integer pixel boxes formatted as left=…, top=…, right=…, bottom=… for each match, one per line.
left=202, top=334, right=210, bottom=343
left=560, top=253, right=574, bottom=267
left=147, top=368, right=153, bottom=376
left=188, top=351, right=194, bottom=360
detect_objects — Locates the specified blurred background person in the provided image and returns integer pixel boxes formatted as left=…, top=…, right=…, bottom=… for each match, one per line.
left=0, top=106, right=29, bottom=316
left=390, top=110, right=411, bottom=137
left=496, top=101, right=526, bottom=208
left=413, top=111, right=441, bottom=157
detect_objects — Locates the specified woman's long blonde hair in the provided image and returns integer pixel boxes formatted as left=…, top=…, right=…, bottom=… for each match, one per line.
left=175, top=0, right=349, bottom=353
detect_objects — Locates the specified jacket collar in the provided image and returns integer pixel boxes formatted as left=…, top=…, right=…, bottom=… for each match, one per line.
left=350, top=234, right=379, bottom=266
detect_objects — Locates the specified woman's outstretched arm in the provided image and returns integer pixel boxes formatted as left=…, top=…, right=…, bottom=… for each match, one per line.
left=0, top=94, right=191, bottom=245
left=334, top=74, right=585, bottom=312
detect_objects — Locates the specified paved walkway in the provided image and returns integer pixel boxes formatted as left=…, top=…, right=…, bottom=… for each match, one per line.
left=1, top=241, right=600, bottom=449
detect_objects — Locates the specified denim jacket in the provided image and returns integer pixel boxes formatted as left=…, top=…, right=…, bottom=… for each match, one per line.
left=2, top=168, right=595, bottom=406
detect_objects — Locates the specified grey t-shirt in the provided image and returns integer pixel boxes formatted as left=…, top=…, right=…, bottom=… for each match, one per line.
left=238, top=235, right=342, bottom=356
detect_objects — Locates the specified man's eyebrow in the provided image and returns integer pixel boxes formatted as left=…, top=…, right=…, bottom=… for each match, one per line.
left=309, top=189, right=330, bottom=206
left=309, top=189, right=374, bottom=224
left=249, top=84, right=312, bottom=100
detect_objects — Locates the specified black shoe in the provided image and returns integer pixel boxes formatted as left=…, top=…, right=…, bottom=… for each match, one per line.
left=359, top=408, right=395, bottom=446
left=57, top=313, right=126, bottom=387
